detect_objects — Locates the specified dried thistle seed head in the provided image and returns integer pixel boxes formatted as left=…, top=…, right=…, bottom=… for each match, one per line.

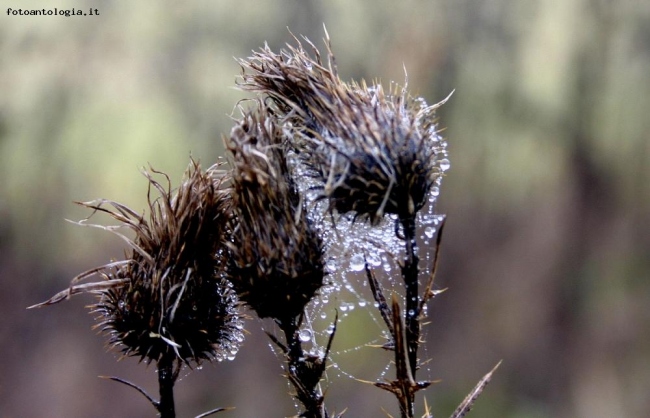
left=239, top=34, right=450, bottom=223
left=315, top=84, right=449, bottom=223
left=95, top=162, right=243, bottom=364
left=35, top=161, right=243, bottom=365
left=225, top=102, right=325, bottom=322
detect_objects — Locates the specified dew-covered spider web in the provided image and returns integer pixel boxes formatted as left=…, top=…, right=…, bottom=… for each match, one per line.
left=260, top=135, right=449, bottom=412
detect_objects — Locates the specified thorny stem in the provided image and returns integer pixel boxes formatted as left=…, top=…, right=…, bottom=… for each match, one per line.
left=368, top=294, right=431, bottom=418
left=392, top=299, right=416, bottom=418
left=279, top=317, right=328, bottom=418
left=366, top=214, right=424, bottom=418
left=283, top=319, right=304, bottom=370
left=400, top=214, right=420, bottom=379
left=157, top=352, right=178, bottom=418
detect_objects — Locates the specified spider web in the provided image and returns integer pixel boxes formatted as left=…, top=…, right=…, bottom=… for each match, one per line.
left=278, top=149, right=448, bottom=400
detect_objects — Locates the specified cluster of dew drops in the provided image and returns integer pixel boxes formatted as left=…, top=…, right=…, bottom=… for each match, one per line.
left=280, top=99, right=450, bottom=382
left=213, top=281, right=246, bottom=363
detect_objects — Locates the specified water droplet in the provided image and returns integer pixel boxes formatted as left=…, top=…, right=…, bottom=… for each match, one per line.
left=320, top=311, right=327, bottom=319
left=430, top=186, right=440, bottom=197
left=367, top=252, right=382, bottom=267
left=358, top=300, right=367, bottom=307
left=424, top=226, right=436, bottom=238
left=407, top=309, right=415, bottom=317
left=326, top=324, right=335, bottom=335
left=299, top=329, right=312, bottom=342
left=439, top=159, right=451, bottom=172
left=381, top=255, right=392, bottom=270
left=349, top=254, right=365, bottom=271
left=340, top=304, right=348, bottom=312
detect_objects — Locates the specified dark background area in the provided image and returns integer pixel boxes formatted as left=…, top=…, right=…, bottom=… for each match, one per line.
left=1, top=0, right=649, bottom=417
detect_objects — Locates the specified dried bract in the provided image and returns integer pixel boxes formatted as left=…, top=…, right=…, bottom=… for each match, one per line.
left=238, top=34, right=450, bottom=223
left=225, top=102, right=325, bottom=323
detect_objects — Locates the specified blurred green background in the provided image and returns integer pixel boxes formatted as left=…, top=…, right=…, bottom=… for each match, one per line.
left=1, top=0, right=649, bottom=417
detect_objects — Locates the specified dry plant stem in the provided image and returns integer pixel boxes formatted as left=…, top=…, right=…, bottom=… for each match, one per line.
left=278, top=318, right=329, bottom=418
left=367, top=265, right=431, bottom=418
left=157, top=353, right=179, bottom=418
left=400, top=214, right=420, bottom=378
left=105, top=372, right=231, bottom=418
left=372, top=297, right=431, bottom=418
left=366, top=263, right=394, bottom=337
left=194, top=407, right=233, bottom=418
left=392, top=298, right=416, bottom=418
left=367, top=213, right=436, bottom=418
left=420, top=217, right=446, bottom=311
left=101, top=376, right=158, bottom=407
left=102, top=355, right=183, bottom=418
left=449, top=361, right=502, bottom=418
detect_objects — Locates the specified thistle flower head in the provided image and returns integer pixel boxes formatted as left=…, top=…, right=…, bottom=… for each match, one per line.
left=33, top=161, right=242, bottom=365
left=225, top=101, right=325, bottom=323
left=239, top=34, right=450, bottom=223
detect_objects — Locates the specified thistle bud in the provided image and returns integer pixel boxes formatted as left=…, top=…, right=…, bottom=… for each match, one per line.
left=225, top=102, right=325, bottom=323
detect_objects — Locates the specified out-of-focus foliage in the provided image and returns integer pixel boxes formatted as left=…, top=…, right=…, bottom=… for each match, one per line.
left=1, top=0, right=649, bottom=417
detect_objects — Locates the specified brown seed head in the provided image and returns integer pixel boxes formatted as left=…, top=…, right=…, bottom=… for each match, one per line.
left=239, top=34, right=450, bottom=223
left=34, top=161, right=242, bottom=365
left=225, top=101, right=325, bottom=322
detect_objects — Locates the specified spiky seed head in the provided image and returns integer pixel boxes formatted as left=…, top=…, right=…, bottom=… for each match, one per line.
left=238, top=34, right=449, bottom=223
left=35, top=161, right=243, bottom=365
left=225, top=101, right=325, bottom=323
